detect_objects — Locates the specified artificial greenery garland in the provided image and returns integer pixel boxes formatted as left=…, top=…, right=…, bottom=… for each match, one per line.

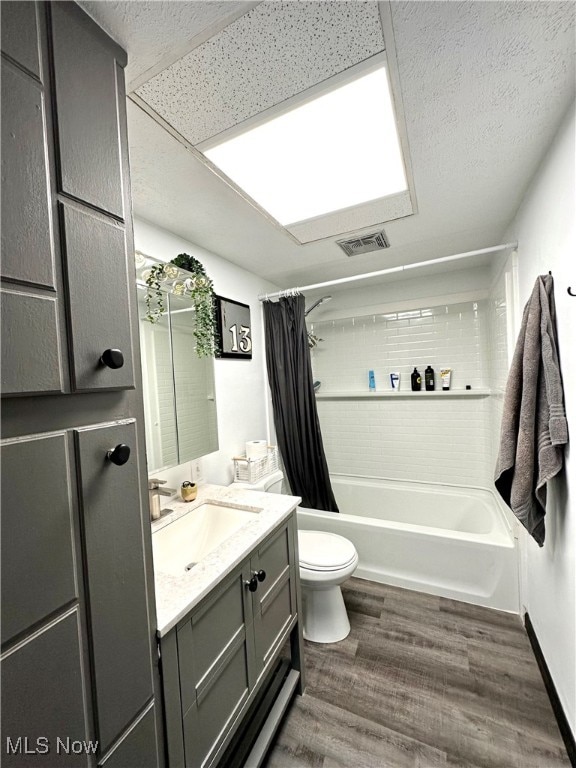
left=144, top=263, right=166, bottom=325
left=144, top=253, right=216, bottom=358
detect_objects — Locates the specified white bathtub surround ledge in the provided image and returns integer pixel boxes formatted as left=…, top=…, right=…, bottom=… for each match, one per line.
left=152, top=483, right=300, bottom=636
left=316, top=390, right=491, bottom=399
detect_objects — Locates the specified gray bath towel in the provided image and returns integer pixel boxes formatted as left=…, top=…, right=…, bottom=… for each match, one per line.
left=494, top=274, right=568, bottom=546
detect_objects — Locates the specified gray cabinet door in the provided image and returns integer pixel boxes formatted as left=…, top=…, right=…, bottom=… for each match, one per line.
left=1, top=432, right=77, bottom=645
left=98, top=705, right=159, bottom=768
left=0, top=1, right=41, bottom=77
left=178, top=566, right=253, bottom=767
left=1, top=4, right=159, bottom=767
left=75, top=421, right=154, bottom=752
left=1, top=25, right=64, bottom=396
left=1, top=609, right=92, bottom=768
left=50, top=2, right=126, bottom=218
left=1, top=59, right=55, bottom=288
left=60, top=204, right=135, bottom=391
left=252, top=522, right=297, bottom=676
left=0, top=289, right=64, bottom=395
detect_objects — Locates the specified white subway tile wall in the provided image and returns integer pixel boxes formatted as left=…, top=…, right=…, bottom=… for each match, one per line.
left=310, top=301, right=488, bottom=393
left=171, top=326, right=218, bottom=459
left=311, top=300, right=493, bottom=487
left=147, top=321, right=179, bottom=469
left=317, top=397, right=491, bottom=486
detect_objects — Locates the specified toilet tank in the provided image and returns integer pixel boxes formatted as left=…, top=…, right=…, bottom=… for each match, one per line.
left=230, top=469, right=284, bottom=494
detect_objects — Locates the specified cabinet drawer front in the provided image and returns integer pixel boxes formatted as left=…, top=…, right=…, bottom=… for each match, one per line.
left=61, top=204, right=135, bottom=391
left=255, top=576, right=295, bottom=670
left=1, top=289, right=64, bottom=395
left=50, top=3, right=125, bottom=218
left=1, top=60, right=55, bottom=289
left=254, top=523, right=292, bottom=597
left=1, top=432, right=77, bottom=645
left=0, top=1, right=41, bottom=77
left=1, top=609, right=91, bottom=768
left=75, top=421, right=153, bottom=751
left=177, top=571, right=250, bottom=715
left=182, top=643, right=250, bottom=768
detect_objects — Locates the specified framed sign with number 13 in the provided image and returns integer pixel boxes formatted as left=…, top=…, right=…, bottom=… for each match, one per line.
left=215, top=296, right=253, bottom=359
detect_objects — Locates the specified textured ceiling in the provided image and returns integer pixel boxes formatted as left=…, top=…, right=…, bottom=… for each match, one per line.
left=77, top=1, right=257, bottom=89
left=107, top=1, right=574, bottom=288
left=135, top=1, right=384, bottom=146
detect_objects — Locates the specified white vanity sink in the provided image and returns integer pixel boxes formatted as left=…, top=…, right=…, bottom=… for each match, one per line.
left=152, top=503, right=260, bottom=576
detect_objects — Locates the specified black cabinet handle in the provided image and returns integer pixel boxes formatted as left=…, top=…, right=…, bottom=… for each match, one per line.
left=244, top=575, right=258, bottom=592
left=254, top=569, right=266, bottom=583
left=100, top=348, right=124, bottom=369
left=107, top=444, right=131, bottom=465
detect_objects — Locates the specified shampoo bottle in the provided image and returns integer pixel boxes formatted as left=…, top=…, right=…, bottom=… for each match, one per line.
left=369, top=370, right=376, bottom=392
left=425, top=365, right=435, bottom=391
left=411, top=367, right=422, bottom=391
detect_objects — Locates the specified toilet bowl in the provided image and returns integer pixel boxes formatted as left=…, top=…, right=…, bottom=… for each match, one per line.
left=230, top=470, right=358, bottom=643
left=298, top=530, right=358, bottom=644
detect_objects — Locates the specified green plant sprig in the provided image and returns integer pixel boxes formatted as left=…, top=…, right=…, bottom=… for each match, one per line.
left=144, top=263, right=166, bottom=324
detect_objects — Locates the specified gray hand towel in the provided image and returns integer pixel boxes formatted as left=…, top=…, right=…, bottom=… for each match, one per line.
left=494, top=274, right=568, bottom=546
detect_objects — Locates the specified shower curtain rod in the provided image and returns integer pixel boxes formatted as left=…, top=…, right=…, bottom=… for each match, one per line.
left=258, top=242, right=518, bottom=302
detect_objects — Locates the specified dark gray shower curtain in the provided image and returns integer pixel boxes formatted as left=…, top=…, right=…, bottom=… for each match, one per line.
left=263, top=295, right=338, bottom=512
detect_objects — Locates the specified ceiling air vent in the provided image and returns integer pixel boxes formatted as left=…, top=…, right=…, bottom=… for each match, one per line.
left=337, top=229, right=390, bottom=256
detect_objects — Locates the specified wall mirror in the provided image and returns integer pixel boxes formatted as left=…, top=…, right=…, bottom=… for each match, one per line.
left=136, top=255, right=218, bottom=473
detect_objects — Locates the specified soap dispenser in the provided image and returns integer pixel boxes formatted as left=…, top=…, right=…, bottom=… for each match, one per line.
left=411, top=367, right=422, bottom=391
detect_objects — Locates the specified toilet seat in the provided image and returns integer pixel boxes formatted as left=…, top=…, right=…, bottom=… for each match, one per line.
left=298, top=530, right=357, bottom=571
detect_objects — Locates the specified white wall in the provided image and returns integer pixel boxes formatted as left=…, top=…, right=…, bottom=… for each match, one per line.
left=134, top=217, right=278, bottom=488
left=313, top=266, right=491, bottom=320
left=504, top=104, right=575, bottom=736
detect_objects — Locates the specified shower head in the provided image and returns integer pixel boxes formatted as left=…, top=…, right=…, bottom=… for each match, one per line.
left=304, top=295, right=332, bottom=317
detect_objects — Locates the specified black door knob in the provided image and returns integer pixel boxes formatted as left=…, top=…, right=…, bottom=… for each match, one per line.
left=107, top=444, right=131, bottom=466
left=244, top=575, right=258, bottom=592
left=100, top=348, right=124, bottom=369
left=255, top=570, right=266, bottom=582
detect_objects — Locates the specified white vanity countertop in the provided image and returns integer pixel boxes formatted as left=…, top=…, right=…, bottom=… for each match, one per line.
left=151, top=483, right=301, bottom=637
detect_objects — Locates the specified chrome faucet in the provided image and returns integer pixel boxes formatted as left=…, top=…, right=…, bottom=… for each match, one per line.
left=148, top=478, right=176, bottom=521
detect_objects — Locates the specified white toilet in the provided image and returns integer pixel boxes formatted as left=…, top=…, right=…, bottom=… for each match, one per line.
left=230, top=471, right=358, bottom=644
left=298, top=529, right=358, bottom=643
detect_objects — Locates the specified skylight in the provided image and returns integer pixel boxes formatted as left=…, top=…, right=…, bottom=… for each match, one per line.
left=204, top=65, right=408, bottom=226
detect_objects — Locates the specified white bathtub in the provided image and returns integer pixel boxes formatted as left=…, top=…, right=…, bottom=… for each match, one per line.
left=297, top=476, right=519, bottom=613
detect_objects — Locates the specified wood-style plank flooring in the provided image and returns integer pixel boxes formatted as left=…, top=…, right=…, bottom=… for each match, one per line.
left=264, top=578, right=570, bottom=768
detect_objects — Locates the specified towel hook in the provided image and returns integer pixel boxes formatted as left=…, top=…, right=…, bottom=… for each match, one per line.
left=568, top=287, right=576, bottom=296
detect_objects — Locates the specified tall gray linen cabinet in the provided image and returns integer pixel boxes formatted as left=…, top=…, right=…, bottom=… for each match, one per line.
left=1, top=3, right=162, bottom=766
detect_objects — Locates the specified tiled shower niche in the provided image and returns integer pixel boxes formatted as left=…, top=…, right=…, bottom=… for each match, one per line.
left=310, top=300, right=488, bottom=394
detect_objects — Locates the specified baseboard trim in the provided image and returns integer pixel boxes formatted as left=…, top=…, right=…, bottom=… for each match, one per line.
left=524, top=612, right=576, bottom=767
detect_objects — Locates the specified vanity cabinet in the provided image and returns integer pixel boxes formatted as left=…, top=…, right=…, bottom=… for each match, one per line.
left=161, top=515, right=302, bottom=768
